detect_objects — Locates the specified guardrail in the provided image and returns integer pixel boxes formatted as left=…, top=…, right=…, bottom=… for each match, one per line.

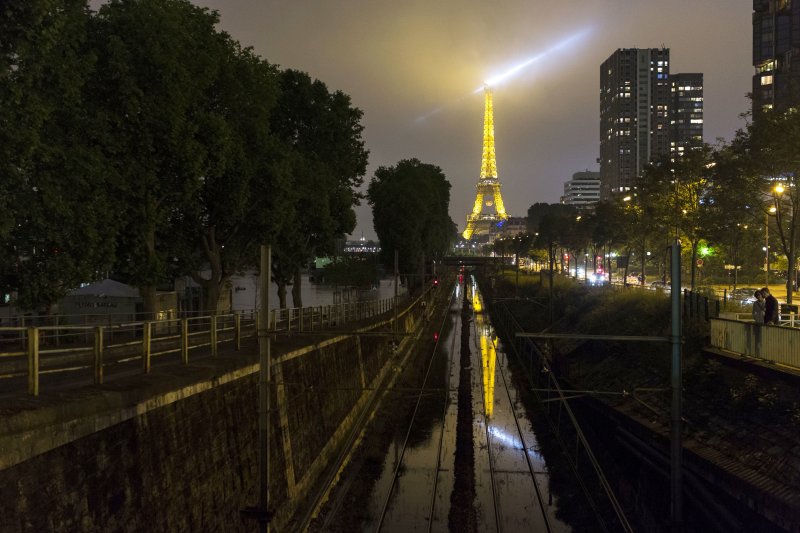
left=709, top=317, right=800, bottom=370
left=0, top=296, right=400, bottom=396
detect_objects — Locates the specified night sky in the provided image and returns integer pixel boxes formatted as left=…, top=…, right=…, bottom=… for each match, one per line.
left=94, top=1, right=754, bottom=239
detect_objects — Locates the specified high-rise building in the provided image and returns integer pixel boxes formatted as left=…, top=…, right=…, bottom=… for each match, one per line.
left=753, top=0, right=800, bottom=113
left=600, top=48, right=671, bottom=198
left=670, top=73, right=704, bottom=157
left=599, top=48, right=704, bottom=199
left=561, top=171, right=601, bottom=207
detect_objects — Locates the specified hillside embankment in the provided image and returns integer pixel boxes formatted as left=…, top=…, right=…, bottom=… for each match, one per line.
left=483, top=271, right=800, bottom=532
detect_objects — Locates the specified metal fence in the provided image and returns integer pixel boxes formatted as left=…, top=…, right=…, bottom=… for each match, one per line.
left=709, top=318, right=800, bottom=370
left=0, top=297, right=400, bottom=396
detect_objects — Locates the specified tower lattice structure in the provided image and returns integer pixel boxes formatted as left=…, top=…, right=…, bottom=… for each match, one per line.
left=463, top=85, right=508, bottom=240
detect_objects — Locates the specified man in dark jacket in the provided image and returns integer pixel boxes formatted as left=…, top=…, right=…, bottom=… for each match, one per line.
left=762, top=287, right=780, bottom=325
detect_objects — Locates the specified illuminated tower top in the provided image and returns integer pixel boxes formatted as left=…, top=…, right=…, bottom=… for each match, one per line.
left=480, top=85, right=498, bottom=180
left=463, top=85, right=507, bottom=240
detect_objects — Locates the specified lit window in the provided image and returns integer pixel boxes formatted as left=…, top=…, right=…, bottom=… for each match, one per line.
left=761, top=75, right=774, bottom=86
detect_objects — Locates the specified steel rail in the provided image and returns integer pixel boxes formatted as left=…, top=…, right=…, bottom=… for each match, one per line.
left=499, top=301, right=633, bottom=532
left=475, top=316, right=503, bottom=533
left=494, top=337, right=552, bottom=532
left=299, top=286, right=449, bottom=532
left=376, top=287, right=455, bottom=532
left=426, top=293, right=460, bottom=532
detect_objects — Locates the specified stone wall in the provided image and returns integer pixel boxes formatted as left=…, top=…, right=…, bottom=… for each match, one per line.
left=0, top=297, right=428, bottom=532
left=0, top=367, right=261, bottom=532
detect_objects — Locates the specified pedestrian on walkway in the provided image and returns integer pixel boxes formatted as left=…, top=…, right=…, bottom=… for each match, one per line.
left=762, top=287, right=780, bottom=325
left=752, top=290, right=766, bottom=325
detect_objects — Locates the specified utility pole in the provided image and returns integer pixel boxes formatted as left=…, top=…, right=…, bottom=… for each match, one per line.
left=243, top=245, right=272, bottom=531
left=394, top=250, right=399, bottom=338
left=670, top=240, right=683, bottom=530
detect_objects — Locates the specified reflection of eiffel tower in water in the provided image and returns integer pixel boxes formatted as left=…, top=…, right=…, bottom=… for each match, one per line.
left=463, top=85, right=508, bottom=240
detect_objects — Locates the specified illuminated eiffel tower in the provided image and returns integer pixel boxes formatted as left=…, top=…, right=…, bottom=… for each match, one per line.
left=463, top=85, right=508, bottom=240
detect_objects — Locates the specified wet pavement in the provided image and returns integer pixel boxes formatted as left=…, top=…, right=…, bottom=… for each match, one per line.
left=314, top=277, right=571, bottom=532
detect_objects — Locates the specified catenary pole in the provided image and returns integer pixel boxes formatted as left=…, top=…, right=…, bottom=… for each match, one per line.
left=670, top=239, right=683, bottom=530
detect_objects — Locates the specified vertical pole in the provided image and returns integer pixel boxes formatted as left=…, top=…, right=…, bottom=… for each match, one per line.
left=394, top=250, right=399, bottom=337
left=670, top=240, right=683, bottom=529
left=258, top=244, right=271, bottom=532
left=27, top=327, right=39, bottom=396
left=94, top=326, right=104, bottom=384
left=181, top=318, right=189, bottom=364
left=211, top=315, right=218, bottom=357
left=235, top=313, right=241, bottom=350
left=766, top=211, right=769, bottom=287
left=142, top=322, right=151, bottom=373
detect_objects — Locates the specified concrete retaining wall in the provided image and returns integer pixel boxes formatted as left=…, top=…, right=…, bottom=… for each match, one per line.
left=0, top=300, right=426, bottom=532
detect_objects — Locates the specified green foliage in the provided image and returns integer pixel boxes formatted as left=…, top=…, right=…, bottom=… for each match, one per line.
left=89, top=0, right=232, bottom=302
left=368, top=159, right=456, bottom=288
left=0, top=0, right=119, bottom=311
left=0, top=0, right=368, bottom=314
left=269, top=69, right=369, bottom=306
left=319, top=257, right=378, bottom=288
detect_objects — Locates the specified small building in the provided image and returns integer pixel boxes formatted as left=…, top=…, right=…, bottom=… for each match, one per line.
left=59, top=279, right=142, bottom=325
left=561, top=170, right=600, bottom=207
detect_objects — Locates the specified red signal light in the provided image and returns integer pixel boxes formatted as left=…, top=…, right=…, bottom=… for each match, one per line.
left=433, top=332, right=439, bottom=341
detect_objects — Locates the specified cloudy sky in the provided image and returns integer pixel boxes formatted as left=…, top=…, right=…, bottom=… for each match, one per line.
left=114, top=1, right=756, bottom=239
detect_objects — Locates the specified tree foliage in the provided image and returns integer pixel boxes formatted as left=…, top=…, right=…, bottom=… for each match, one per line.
left=268, top=69, right=368, bottom=308
left=0, top=0, right=118, bottom=311
left=0, top=1, right=368, bottom=314
left=368, top=159, right=456, bottom=289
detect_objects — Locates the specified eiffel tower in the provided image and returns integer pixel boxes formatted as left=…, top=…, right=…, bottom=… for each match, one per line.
left=463, top=85, right=508, bottom=240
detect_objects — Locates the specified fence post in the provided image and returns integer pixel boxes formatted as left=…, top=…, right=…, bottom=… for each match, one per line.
left=299, top=308, right=304, bottom=333
left=143, top=322, right=152, bottom=373
left=94, top=326, right=104, bottom=384
left=27, top=327, right=39, bottom=396
left=181, top=319, right=189, bottom=364
left=235, top=313, right=241, bottom=350
left=211, top=315, right=218, bottom=357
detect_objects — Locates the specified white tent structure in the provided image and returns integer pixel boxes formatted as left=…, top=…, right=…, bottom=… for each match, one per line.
left=59, top=279, right=142, bottom=324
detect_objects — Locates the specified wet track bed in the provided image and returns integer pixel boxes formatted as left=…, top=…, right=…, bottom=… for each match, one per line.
left=310, top=278, right=571, bottom=532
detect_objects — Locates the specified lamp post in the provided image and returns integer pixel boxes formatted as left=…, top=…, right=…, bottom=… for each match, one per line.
left=766, top=208, right=773, bottom=287
left=766, top=183, right=785, bottom=287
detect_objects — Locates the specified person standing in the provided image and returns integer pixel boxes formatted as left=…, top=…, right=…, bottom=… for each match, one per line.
left=752, top=290, right=766, bottom=324
left=762, top=287, right=780, bottom=325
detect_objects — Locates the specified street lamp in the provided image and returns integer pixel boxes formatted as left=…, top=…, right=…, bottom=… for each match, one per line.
left=766, top=183, right=785, bottom=287
left=766, top=206, right=776, bottom=286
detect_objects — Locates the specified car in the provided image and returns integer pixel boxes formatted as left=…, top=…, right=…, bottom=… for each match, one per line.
left=650, top=280, right=670, bottom=291
left=729, top=287, right=760, bottom=304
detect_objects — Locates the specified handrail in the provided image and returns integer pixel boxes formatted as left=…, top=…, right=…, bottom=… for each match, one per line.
left=0, top=295, right=402, bottom=396
left=709, top=317, right=800, bottom=370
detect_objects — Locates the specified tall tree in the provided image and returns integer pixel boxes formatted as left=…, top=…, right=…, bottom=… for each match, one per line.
left=369, top=159, right=456, bottom=291
left=0, top=0, right=118, bottom=311
left=89, top=0, right=232, bottom=316
left=169, top=44, right=290, bottom=312
left=726, top=108, right=800, bottom=303
left=269, top=69, right=368, bottom=308
left=640, top=146, right=715, bottom=290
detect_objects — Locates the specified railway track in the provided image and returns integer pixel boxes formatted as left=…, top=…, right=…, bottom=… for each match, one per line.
left=312, top=279, right=568, bottom=532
